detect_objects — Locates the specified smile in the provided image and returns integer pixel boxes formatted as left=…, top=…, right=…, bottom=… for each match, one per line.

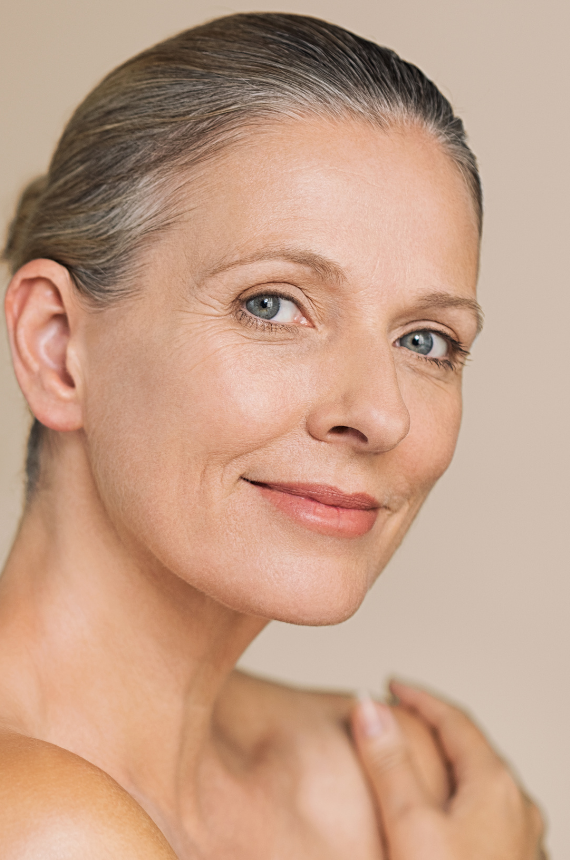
left=243, top=480, right=381, bottom=538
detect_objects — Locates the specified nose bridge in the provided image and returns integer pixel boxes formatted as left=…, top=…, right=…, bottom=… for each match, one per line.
left=307, top=326, right=411, bottom=453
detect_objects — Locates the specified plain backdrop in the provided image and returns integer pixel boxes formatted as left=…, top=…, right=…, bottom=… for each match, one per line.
left=1, top=0, right=568, bottom=855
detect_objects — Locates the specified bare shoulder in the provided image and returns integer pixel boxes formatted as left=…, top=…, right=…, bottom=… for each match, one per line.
left=0, top=730, right=177, bottom=859
left=307, top=685, right=451, bottom=805
left=222, top=671, right=449, bottom=858
left=229, top=670, right=450, bottom=804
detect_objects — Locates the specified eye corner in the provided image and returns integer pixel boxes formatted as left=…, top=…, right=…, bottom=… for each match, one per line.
left=396, top=327, right=470, bottom=372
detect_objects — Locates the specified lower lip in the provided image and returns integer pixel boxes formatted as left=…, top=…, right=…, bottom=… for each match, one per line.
left=252, top=484, right=379, bottom=538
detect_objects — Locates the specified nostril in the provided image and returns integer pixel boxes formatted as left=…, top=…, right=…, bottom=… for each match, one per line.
left=330, top=425, right=369, bottom=444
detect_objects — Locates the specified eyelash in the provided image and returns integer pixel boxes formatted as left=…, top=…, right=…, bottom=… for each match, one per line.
left=235, top=291, right=306, bottom=334
left=410, top=336, right=470, bottom=372
left=237, top=292, right=470, bottom=370
left=235, top=307, right=299, bottom=334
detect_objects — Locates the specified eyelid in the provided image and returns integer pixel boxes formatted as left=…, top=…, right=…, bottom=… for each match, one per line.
left=395, top=321, right=458, bottom=340
left=395, top=323, right=468, bottom=349
left=395, top=326, right=470, bottom=371
left=238, top=286, right=313, bottom=326
left=240, top=283, right=302, bottom=304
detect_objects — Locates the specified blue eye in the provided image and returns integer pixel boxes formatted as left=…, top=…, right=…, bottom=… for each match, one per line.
left=399, top=330, right=448, bottom=358
left=244, top=294, right=302, bottom=323
left=245, top=295, right=281, bottom=320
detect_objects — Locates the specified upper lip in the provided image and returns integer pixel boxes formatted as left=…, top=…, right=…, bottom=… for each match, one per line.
left=244, top=480, right=380, bottom=510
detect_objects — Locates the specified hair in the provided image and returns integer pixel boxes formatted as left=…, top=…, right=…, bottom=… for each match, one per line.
left=2, top=12, right=482, bottom=499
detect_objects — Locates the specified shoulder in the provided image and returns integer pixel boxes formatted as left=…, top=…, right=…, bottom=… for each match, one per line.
left=0, top=731, right=177, bottom=859
left=229, top=670, right=449, bottom=804
left=223, top=672, right=386, bottom=856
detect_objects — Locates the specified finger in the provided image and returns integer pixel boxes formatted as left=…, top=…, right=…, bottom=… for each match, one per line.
left=390, top=680, right=502, bottom=785
left=527, top=798, right=547, bottom=848
left=351, top=693, right=434, bottom=827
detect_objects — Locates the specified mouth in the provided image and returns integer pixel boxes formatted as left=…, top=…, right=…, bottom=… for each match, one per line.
left=242, top=479, right=382, bottom=538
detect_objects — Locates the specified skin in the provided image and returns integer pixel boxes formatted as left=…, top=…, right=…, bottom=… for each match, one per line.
left=0, top=116, right=542, bottom=857
left=352, top=682, right=545, bottom=860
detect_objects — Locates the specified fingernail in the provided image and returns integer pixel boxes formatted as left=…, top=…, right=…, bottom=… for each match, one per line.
left=357, top=690, right=385, bottom=738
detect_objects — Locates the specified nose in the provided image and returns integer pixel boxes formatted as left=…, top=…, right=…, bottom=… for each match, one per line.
left=305, top=335, right=410, bottom=454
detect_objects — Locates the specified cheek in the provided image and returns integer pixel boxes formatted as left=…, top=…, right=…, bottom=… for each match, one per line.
left=177, top=344, right=308, bottom=457
left=375, top=365, right=465, bottom=523
left=402, top=380, right=463, bottom=492
left=81, top=326, right=311, bottom=527
left=79, top=313, right=465, bottom=624
left=360, top=382, right=462, bottom=590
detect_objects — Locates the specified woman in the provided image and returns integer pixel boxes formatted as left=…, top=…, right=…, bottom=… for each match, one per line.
left=0, top=12, right=544, bottom=858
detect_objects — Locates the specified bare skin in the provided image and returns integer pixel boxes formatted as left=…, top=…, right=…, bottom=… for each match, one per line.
left=1, top=117, right=542, bottom=857
left=352, top=682, right=544, bottom=860
left=0, top=677, right=448, bottom=858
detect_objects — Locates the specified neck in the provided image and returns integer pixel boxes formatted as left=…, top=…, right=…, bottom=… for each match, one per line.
left=0, top=437, right=267, bottom=828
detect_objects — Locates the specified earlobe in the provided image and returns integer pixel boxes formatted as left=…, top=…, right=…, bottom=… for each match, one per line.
left=5, top=259, right=84, bottom=433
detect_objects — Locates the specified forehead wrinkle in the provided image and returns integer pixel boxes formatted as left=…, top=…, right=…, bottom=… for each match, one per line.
left=204, top=246, right=347, bottom=287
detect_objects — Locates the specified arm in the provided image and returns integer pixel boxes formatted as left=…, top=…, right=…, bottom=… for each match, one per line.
left=351, top=682, right=546, bottom=860
left=0, top=734, right=177, bottom=859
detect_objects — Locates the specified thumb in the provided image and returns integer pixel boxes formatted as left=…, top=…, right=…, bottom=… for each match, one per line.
left=351, top=693, right=433, bottom=828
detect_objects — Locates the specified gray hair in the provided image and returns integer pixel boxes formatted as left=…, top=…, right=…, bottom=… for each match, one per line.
left=2, top=12, right=482, bottom=497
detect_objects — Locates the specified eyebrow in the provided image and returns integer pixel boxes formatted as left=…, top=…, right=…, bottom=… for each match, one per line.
left=413, top=293, right=484, bottom=334
left=206, top=247, right=346, bottom=286
left=207, top=247, right=483, bottom=333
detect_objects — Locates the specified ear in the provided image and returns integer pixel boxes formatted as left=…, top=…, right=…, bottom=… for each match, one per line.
left=4, top=259, right=84, bottom=432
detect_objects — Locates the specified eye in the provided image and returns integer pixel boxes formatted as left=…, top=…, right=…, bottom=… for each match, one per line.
left=398, top=329, right=449, bottom=359
left=244, top=294, right=303, bottom=323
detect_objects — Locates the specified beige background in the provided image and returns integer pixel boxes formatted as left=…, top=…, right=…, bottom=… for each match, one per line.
left=1, top=0, right=568, bottom=855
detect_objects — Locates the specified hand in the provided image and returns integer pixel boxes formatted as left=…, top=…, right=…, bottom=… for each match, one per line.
left=351, top=681, right=546, bottom=860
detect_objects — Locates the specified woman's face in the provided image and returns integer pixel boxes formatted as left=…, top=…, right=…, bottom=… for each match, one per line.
left=79, top=117, right=481, bottom=624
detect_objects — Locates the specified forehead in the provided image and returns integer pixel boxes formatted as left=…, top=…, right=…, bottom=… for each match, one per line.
left=171, top=116, right=480, bottom=300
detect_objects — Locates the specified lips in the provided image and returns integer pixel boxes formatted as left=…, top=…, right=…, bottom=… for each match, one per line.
left=244, top=479, right=381, bottom=538
left=247, top=481, right=379, bottom=510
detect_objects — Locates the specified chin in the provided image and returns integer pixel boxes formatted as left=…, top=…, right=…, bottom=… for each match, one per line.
left=273, top=571, right=371, bottom=626
left=138, top=488, right=394, bottom=627
left=272, top=595, right=366, bottom=627
left=231, top=587, right=368, bottom=627
left=182, top=547, right=376, bottom=627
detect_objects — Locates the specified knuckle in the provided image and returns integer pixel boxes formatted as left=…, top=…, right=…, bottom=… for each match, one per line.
left=486, top=762, right=546, bottom=842
left=389, top=798, right=434, bottom=829
left=367, top=741, right=408, bottom=777
left=487, top=761, right=523, bottom=805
